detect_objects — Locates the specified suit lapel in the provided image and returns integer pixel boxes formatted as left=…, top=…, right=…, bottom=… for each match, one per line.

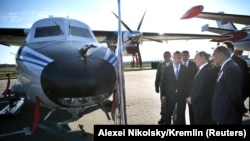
left=217, top=60, right=232, bottom=82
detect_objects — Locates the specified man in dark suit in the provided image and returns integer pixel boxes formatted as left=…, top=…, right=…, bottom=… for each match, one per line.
left=223, top=41, right=250, bottom=113
left=186, top=51, right=217, bottom=124
left=212, top=46, right=245, bottom=124
left=155, top=51, right=172, bottom=124
left=161, top=51, right=188, bottom=125
left=181, top=50, right=197, bottom=125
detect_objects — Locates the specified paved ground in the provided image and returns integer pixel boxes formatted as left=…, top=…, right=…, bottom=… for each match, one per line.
left=0, top=70, right=249, bottom=141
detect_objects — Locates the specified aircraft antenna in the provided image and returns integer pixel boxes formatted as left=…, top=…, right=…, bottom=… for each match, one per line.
left=116, top=0, right=127, bottom=125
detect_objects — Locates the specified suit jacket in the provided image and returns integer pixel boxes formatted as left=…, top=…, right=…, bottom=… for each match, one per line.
left=161, top=64, right=188, bottom=99
left=185, top=60, right=198, bottom=92
left=232, top=54, right=250, bottom=99
left=155, top=62, right=172, bottom=91
left=189, top=64, right=217, bottom=124
left=212, top=60, right=245, bottom=124
left=160, top=64, right=188, bottom=124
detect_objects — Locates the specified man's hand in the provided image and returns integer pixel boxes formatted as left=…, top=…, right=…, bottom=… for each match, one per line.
left=161, top=96, right=166, bottom=102
left=155, top=87, right=159, bottom=93
left=186, top=97, right=192, bottom=104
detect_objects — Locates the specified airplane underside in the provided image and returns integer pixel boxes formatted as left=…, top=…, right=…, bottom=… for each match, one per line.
left=38, top=98, right=114, bottom=133
left=0, top=89, right=113, bottom=140
left=1, top=78, right=115, bottom=135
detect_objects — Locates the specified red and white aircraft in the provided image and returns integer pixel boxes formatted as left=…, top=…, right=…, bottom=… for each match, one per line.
left=181, top=5, right=250, bottom=55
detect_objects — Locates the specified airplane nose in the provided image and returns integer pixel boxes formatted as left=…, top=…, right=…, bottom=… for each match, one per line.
left=40, top=57, right=116, bottom=103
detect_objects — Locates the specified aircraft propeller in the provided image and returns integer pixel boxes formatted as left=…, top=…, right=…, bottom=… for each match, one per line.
left=111, top=10, right=149, bottom=69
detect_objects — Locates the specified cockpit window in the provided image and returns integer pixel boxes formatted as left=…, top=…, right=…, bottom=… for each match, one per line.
left=34, top=25, right=62, bottom=38
left=70, top=26, right=92, bottom=38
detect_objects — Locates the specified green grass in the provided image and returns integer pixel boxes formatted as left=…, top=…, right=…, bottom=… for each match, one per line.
left=123, top=66, right=152, bottom=71
left=123, top=63, right=153, bottom=71
left=0, top=67, right=17, bottom=79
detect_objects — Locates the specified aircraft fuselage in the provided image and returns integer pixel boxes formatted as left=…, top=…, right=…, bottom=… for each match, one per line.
left=15, top=17, right=118, bottom=108
left=234, top=32, right=250, bottom=51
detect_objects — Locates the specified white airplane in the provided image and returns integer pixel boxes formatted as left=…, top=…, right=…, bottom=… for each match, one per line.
left=0, top=17, right=123, bottom=135
left=0, top=13, right=231, bottom=134
left=181, top=5, right=250, bottom=55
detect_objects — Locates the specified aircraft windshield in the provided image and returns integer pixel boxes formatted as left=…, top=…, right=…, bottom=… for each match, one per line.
left=34, top=25, right=63, bottom=38
left=69, top=26, right=92, bottom=38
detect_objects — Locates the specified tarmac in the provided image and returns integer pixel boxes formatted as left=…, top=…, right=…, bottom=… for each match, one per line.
left=0, top=69, right=249, bottom=141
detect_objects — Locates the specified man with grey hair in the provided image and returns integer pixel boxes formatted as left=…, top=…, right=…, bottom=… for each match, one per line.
left=212, top=46, right=245, bottom=124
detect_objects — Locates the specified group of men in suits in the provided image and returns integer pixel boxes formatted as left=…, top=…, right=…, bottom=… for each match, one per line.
left=155, top=50, right=196, bottom=124
left=155, top=41, right=249, bottom=125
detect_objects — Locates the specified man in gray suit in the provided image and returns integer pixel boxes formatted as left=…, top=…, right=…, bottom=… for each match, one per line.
left=212, top=46, right=245, bottom=124
left=186, top=51, right=217, bottom=124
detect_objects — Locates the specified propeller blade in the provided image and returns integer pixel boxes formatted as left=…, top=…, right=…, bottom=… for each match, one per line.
left=137, top=43, right=143, bottom=69
left=112, top=11, right=133, bottom=32
left=137, top=9, right=147, bottom=30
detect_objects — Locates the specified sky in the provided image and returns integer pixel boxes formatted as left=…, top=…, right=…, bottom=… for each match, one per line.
left=0, top=0, right=249, bottom=64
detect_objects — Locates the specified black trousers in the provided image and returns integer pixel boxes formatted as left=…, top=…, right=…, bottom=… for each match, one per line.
left=188, top=104, right=195, bottom=125
left=164, top=92, right=186, bottom=125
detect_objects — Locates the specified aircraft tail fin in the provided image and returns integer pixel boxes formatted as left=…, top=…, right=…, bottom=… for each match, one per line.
left=216, top=20, right=237, bottom=31
left=216, top=12, right=237, bottom=31
left=234, top=50, right=243, bottom=56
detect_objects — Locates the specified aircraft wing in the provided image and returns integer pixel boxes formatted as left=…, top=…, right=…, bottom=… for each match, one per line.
left=181, top=5, right=250, bottom=25
left=194, top=12, right=250, bottom=25
left=0, top=28, right=28, bottom=46
left=93, top=30, right=231, bottom=43
left=141, top=32, right=231, bottom=41
left=93, top=30, right=116, bottom=43
left=201, top=24, right=234, bottom=34
left=201, top=24, right=248, bottom=42
left=1, top=28, right=231, bottom=47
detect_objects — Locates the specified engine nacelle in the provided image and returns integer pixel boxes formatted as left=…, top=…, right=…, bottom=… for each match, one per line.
left=123, top=43, right=138, bottom=55
left=105, top=31, right=141, bottom=56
